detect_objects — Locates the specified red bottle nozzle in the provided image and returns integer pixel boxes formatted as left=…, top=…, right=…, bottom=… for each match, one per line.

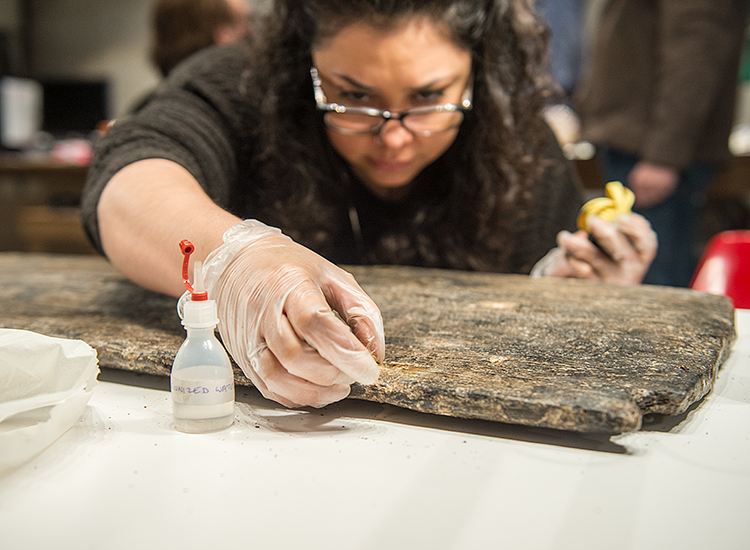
left=179, top=239, right=208, bottom=301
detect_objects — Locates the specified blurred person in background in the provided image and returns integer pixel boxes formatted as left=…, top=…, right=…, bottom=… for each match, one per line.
left=537, top=0, right=587, bottom=153
left=129, top=0, right=252, bottom=112
left=151, top=0, right=253, bottom=77
left=536, top=0, right=585, bottom=101
left=577, top=0, right=749, bottom=287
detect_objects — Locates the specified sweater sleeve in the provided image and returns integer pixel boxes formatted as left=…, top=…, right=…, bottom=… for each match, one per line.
left=80, top=41, right=253, bottom=255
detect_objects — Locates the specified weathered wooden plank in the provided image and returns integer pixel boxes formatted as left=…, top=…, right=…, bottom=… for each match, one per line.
left=0, top=253, right=735, bottom=433
left=348, top=266, right=736, bottom=433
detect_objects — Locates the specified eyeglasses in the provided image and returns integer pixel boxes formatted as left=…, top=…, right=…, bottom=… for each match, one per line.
left=310, top=67, right=472, bottom=136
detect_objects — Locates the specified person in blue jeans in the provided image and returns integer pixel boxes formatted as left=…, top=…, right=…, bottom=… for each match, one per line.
left=577, top=0, right=748, bottom=287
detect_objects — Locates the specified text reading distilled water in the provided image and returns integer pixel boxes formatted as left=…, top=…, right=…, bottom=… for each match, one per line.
left=171, top=365, right=235, bottom=433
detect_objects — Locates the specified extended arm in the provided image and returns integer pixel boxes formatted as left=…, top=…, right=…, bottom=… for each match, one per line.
left=97, top=158, right=383, bottom=407
left=85, top=43, right=384, bottom=408
left=98, top=159, right=240, bottom=297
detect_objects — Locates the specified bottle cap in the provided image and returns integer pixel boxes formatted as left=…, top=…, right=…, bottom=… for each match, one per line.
left=180, top=240, right=208, bottom=301
left=182, top=298, right=219, bottom=329
left=178, top=239, right=217, bottom=328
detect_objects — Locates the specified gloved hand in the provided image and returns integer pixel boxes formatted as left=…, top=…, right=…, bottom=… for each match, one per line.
left=202, top=220, right=384, bottom=408
left=531, top=213, right=657, bottom=284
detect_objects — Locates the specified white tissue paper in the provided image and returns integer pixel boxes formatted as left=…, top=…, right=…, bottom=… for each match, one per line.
left=0, top=329, right=99, bottom=473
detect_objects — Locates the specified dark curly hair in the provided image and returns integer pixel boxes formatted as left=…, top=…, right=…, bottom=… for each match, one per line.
left=242, top=0, right=556, bottom=272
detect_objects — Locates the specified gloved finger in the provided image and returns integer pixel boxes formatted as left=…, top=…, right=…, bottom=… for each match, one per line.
left=586, top=216, right=630, bottom=263
left=347, top=312, right=384, bottom=362
left=232, top=348, right=293, bottom=407
left=253, top=346, right=352, bottom=408
left=322, top=271, right=385, bottom=362
left=614, top=214, right=658, bottom=261
left=263, top=311, right=355, bottom=387
left=565, top=254, right=597, bottom=279
left=284, top=279, right=380, bottom=385
left=557, top=229, right=605, bottom=264
left=558, top=228, right=621, bottom=279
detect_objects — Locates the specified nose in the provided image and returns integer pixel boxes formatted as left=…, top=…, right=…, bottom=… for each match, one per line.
left=376, top=119, right=414, bottom=148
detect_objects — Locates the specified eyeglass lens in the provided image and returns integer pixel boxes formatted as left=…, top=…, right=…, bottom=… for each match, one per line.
left=324, top=109, right=464, bottom=134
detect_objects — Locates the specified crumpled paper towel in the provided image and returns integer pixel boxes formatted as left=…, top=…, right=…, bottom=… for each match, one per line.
left=0, top=329, right=99, bottom=473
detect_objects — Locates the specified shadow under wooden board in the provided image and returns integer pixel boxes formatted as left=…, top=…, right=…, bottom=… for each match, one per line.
left=0, top=253, right=736, bottom=434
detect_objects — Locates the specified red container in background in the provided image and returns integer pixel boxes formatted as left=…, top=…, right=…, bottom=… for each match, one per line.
left=690, top=230, right=750, bottom=309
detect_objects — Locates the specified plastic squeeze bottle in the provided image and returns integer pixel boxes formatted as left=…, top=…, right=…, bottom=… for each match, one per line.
left=171, top=240, right=235, bottom=433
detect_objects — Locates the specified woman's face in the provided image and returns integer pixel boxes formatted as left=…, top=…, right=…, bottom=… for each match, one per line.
left=311, top=17, right=472, bottom=200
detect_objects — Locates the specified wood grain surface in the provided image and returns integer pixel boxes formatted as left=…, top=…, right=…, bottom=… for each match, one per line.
left=0, top=253, right=736, bottom=433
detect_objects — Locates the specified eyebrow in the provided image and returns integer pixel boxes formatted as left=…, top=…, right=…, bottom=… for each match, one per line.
left=329, top=72, right=462, bottom=93
left=333, top=73, right=373, bottom=91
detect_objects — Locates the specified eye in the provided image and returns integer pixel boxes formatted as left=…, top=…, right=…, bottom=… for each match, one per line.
left=338, top=89, right=372, bottom=104
left=415, top=88, right=446, bottom=105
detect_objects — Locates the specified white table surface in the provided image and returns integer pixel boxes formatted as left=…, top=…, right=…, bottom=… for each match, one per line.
left=1, top=310, right=749, bottom=550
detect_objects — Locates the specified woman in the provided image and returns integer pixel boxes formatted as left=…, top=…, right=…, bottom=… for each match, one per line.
left=82, top=0, right=656, bottom=409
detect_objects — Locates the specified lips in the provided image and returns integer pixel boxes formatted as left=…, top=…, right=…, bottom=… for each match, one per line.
left=367, top=157, right=413, bottom=173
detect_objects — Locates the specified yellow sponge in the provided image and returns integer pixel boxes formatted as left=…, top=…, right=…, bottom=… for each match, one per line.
left=577, top=181, right=635, bottom=231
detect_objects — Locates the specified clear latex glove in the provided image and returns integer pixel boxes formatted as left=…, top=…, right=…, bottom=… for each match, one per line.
left=202, top=220, right=384, bottom=408
left=530, top=213, right=657, bottom=285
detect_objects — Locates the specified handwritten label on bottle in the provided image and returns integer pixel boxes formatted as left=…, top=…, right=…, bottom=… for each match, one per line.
left=171, top=377, right=234, bottom=406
